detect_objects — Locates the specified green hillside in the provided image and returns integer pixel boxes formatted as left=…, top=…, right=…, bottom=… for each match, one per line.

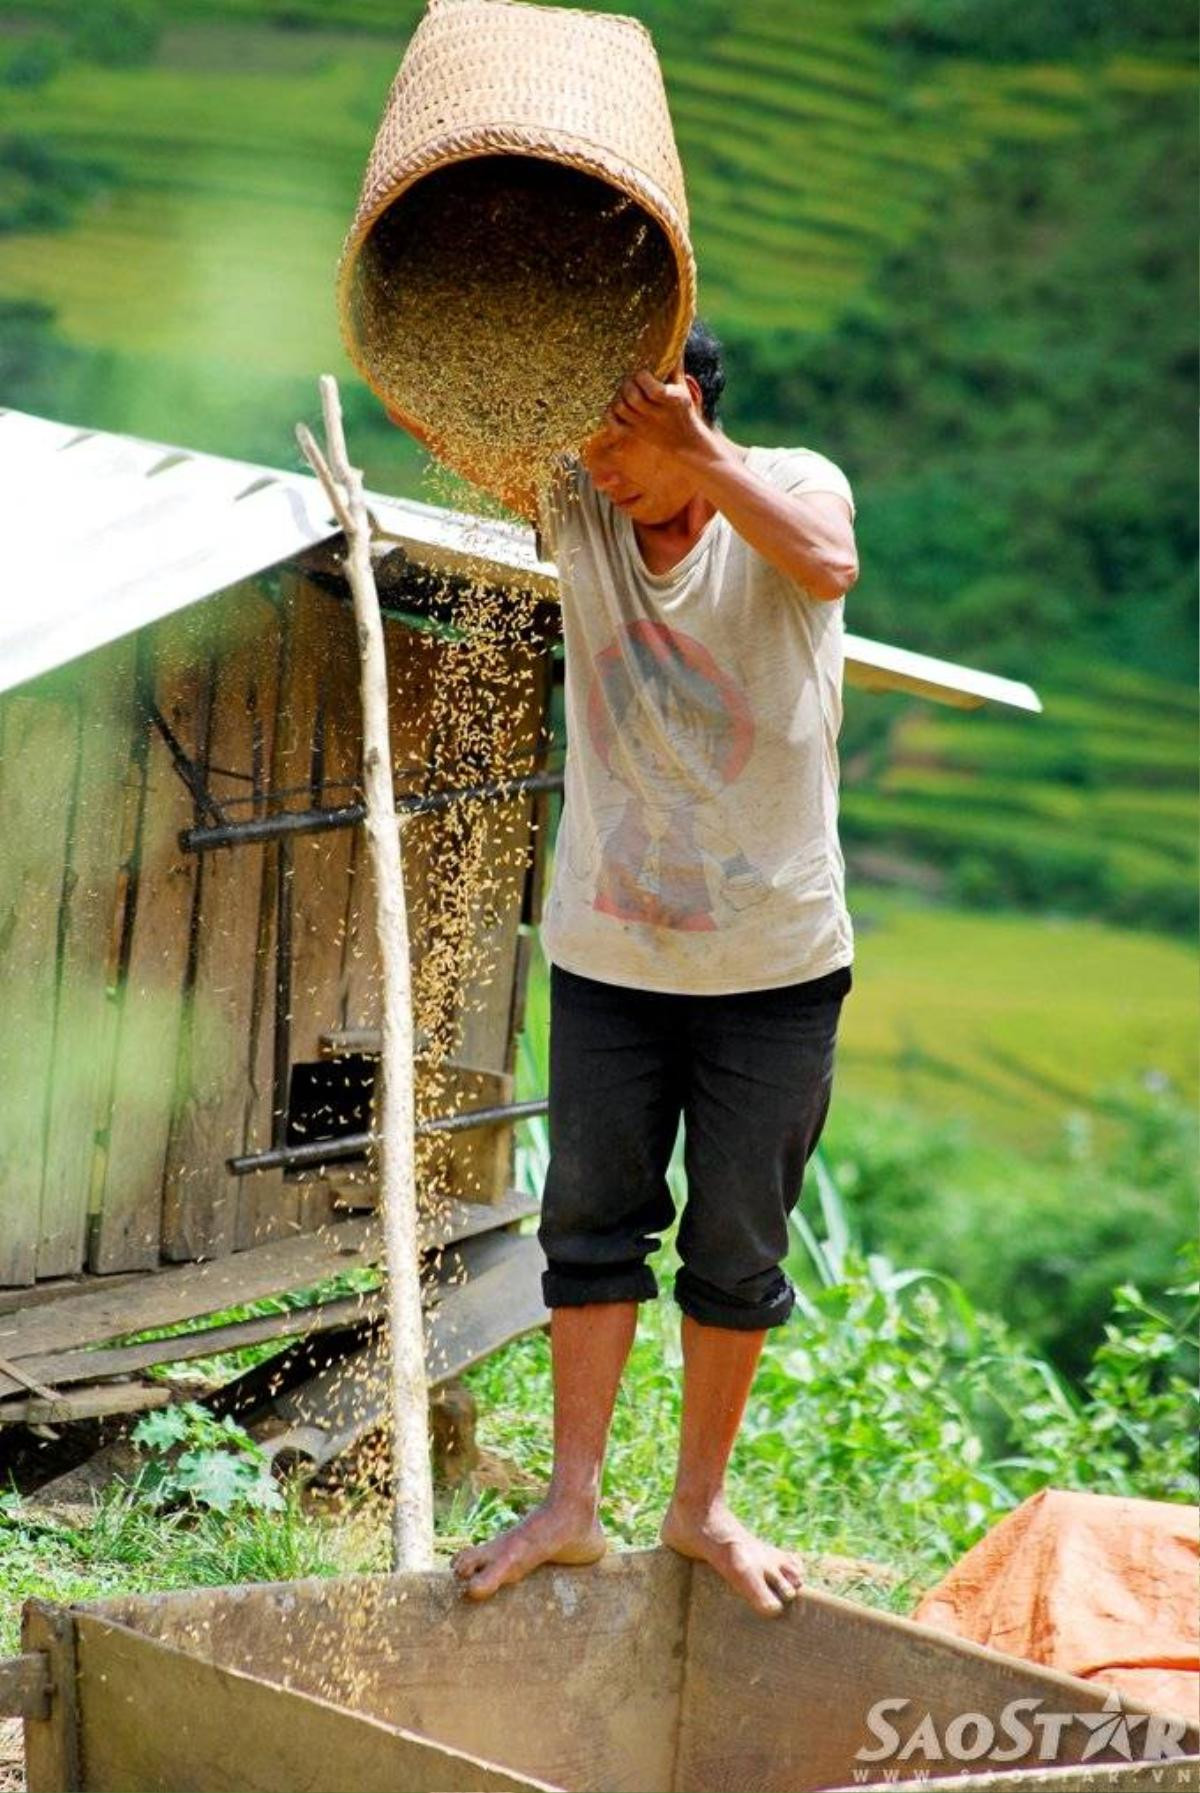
left=842, top=662, right=1197, bottom=933
left=1, top=0, right=1194, bottom=934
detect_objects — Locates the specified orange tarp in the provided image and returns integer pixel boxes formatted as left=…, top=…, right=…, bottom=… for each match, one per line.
left=913, top=1487, right=1200, bottom=1724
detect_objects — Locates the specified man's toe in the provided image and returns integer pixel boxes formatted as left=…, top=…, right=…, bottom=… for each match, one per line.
left=745, top=1567, right=783, bottom=1615
left=462, top=1556, right=511, bottom=1600
left=762, top=1566, right=794, bottom=1607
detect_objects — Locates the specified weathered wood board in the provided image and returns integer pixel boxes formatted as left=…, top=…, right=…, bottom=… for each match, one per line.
left=674, top=1561, right=1200, bottom=1791
left=37, top=638, right=137, bottom=1279
left=163, top=582, right=283, bottom=1261
left=65, top=1552, right=687, bottom=1793
left=0, top=1219, right=376, bottom=1366
left=90, top=612, right=211, bottom=1273
left=0, top=688, right=80, bottom=1285
left=277, top=573, right=363, bottom=1069
left=0, top=1193, right=537, bottom=1416
left=69, top=1613, right=553, bottom=1793
left=235, top=588, right=292, bottom=1250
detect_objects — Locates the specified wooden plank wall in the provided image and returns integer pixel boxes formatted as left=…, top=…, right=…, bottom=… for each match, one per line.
left=40, top=640, right=138, bottom=1276
left=1, top=567, right=552, bottom=1285
left=0, top=683, right=89, bottom=1284
left=238, top=570, right=366, bottom=1247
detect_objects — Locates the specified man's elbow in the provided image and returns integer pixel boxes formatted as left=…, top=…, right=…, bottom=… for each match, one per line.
left=804, top=553, right=859, bottom=601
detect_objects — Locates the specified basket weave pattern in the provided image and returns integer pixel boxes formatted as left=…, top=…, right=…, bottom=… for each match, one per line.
left=336, top=0, right=696, bottom=424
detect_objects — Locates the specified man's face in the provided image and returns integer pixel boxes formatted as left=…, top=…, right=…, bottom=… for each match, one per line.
left=581, top=370, right=706, bottom=525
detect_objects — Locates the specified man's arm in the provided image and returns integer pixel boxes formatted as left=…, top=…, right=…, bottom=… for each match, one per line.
left=608, top=372, right=859, bottom=601
left=681, top=434, right=857, bottom=600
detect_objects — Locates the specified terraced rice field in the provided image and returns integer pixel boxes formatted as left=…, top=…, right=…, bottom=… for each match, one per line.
left=840, top=663, right=1198, bottom=934
left=0, top=2, right=1191, bottom=390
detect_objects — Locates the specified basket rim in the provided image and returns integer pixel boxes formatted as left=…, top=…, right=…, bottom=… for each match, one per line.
left=421, top=0, right=657, bottom=48
left=335, top=134, right=696, bottom=452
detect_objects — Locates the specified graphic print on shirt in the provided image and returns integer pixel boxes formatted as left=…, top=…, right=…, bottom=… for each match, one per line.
left=583, top=619, right=770, bottom=930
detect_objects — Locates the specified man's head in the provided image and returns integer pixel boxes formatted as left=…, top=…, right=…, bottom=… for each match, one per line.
left=582, top=318, right=726, bottom=525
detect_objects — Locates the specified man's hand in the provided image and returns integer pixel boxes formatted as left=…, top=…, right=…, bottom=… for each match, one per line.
left=595, top=366, right=711, bottom=464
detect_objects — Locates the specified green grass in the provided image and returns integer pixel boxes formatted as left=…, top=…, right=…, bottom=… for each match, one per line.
left=837, top=663, right=1198, bottom=934
left=0, top=1490, right=373, bottom=1656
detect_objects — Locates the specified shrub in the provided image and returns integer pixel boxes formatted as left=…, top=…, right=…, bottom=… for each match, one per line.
left=825, top=1081, right=1197, bottom=1380
left=1, top=34, right=67, bottom=89
left=67, top=0, right=161, bottom=68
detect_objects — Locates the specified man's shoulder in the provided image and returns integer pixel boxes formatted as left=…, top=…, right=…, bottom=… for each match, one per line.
left=749, top=443, right=855, bottom=519
left=749, top=441, right=848, bottom=476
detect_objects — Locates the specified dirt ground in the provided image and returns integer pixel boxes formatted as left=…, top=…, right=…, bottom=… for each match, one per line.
left=0, top=1719, right=21, bottom=1793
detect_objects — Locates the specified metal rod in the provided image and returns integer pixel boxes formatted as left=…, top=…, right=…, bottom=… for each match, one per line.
left=181, top=770, right=564, bottom=852
left=226, top=1097, right=549, bottom=1176
left=419, top=1097, right=549, bottom=1137
left=186, top=802, right=368, bottom=850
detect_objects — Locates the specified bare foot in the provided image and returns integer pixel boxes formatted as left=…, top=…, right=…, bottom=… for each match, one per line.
left=660, top=1494, right=805, bottom=1617
left=450, top=1495, right=607, bottom=1601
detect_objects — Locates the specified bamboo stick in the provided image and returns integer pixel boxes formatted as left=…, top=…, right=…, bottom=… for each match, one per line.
left=295, top=376, right=435, bottom=1571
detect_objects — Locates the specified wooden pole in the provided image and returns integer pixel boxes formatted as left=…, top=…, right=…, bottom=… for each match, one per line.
left=295, top=375, right=435, bottom=1571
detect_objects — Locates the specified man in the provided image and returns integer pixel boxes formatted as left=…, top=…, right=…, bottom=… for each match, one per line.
left=396, top=319, right=859, bottom=1617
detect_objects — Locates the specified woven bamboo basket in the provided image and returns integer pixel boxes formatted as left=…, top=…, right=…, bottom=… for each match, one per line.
left=335, top=0, right=696, bottom=502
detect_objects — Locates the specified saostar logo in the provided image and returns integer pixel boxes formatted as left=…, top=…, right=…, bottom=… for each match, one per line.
left=852, top=1689, right=1191, bottom=1775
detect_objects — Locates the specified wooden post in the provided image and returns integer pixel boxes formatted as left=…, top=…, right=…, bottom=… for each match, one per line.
left=296, top=376, right=435, bottom=1571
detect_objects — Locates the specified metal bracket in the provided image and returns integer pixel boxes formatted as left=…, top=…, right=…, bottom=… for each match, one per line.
left=148, top=700, right=227, bottom=827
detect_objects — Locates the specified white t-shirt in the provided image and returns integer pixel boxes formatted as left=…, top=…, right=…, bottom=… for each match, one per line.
left=537, top=444, right=856, bottom=995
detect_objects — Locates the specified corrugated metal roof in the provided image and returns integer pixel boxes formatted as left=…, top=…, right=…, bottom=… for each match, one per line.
left=0, top=407, right=553, bottom=700
left=0, top=407, right=1039, bottom=713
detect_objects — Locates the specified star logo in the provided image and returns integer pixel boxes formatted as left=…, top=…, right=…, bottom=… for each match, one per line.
left=1077, top=1691, right=1148, bottom=1762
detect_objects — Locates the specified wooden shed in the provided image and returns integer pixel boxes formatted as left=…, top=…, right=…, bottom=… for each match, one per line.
left=0, top=405, right=1040, bottom=1435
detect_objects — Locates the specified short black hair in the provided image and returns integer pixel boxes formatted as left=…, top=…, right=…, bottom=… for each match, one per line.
left=683, top=317, right=726, bottom=424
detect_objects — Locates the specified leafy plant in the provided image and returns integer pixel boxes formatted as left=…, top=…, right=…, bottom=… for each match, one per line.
left=130, top=1403, right=284, bottom=1515
left=977, top=1242, right=1200, bottom=1501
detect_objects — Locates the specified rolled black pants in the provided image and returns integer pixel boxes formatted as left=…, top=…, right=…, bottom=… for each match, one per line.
left=537, top=961, right=850, bottom=1330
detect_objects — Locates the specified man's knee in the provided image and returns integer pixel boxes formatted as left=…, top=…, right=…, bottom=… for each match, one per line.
left=672, top=1262, right=795, bottom=1331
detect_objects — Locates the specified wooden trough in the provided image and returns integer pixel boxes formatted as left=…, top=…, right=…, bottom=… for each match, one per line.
left=8, top=1549, right=1197, bottom=1793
